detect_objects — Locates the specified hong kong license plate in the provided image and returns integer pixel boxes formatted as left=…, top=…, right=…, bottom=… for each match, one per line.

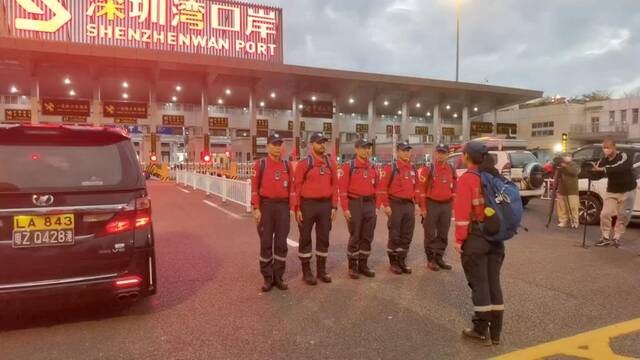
left=12, top=214, right=75, bottom=248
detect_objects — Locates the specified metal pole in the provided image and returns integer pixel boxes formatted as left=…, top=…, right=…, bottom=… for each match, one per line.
left=455, top=0, right=460, bottom=82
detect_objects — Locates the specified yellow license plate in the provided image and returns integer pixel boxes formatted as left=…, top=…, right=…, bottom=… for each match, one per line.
left=12, top=214, right=75, bottom=248
left=13, top=214, right=74, bottom=231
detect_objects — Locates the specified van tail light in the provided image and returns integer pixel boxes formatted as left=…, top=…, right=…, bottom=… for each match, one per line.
left=101, top=197, right=152, bottom=235
left=501, top=162, right=512, bottom=176
left=114, top=275, right=142, bottom=288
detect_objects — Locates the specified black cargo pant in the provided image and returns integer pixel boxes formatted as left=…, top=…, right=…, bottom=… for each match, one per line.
left=387, top=199, right=416, bottom=260
left=424, top=199, right=452, bottom=260
left=347, top=197, right=377, bottom=261
left=258, top=200, right=290, bottom=279
left=461, top=227, right=505, bottom=326
left=298, top=198, right=332, bottom=263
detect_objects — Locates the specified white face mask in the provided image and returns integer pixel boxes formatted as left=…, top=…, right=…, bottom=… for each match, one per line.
left=563, top=156, right=571, bottom=163
left=603, top=148, right=614, bottom=156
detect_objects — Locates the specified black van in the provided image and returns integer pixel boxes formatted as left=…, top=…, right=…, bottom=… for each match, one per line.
left=0, top=125, right=157, bottom=304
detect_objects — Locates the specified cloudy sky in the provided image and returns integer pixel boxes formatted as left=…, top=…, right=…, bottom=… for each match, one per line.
left=268, top=0, right=640, bottom=98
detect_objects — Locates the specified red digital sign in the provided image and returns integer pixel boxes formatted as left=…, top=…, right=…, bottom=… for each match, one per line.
left=4, top=0, right=283, bottom=63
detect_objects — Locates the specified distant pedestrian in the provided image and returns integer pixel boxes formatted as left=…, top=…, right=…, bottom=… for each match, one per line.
left=592, top=138, right=637, bottom=247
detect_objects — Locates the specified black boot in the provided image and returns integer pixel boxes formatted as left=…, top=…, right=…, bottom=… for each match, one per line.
left=435, top=255, right=453, bottom=270
left=273, top=276, right=288, bottom=291
left=316, top=257, right=332, bottom=283
left=388, top=253, right=403, bottom=275
left=358, top=256, right=376, bottom=278
left=301, top=261, right=317, bottom=286
left=261, top=276, right=274, bottom=292
left=348, top=257, right=360, bottom=279
left=462, top=313, right=492, bottom=346
left=397, top=253, right=412, bottom=274
left=490, top=310, right=504, bottom=345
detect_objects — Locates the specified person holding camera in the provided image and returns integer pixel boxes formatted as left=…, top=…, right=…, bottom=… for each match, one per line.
left=556, top=153, right=580, bottom=229
left=592, top=139, right=637, bottom=247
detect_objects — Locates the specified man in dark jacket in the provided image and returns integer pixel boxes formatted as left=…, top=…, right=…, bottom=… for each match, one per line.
left=592, top=139, right=638, bottom=247
left=556, top=153, right=580, bottom=228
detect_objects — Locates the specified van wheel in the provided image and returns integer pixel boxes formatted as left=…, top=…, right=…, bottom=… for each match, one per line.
left=580, top=194, right=601, bottom=225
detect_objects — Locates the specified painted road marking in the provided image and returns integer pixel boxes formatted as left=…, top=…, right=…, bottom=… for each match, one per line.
left=178, top=188, right=191, bottom=194
left=203, top=200, right=243, bottom=220
left=493, top=318, right=640, bottom=359
left=287, top=238, right=298, bottom=247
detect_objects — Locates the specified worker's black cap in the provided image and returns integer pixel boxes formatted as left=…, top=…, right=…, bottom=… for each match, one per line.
left=397, top=141, right=412, bottom=151
left=267, top=133, right=284, bottom=144
left=435, top=143, right=449, bottom=152
left=355, top=138, right=373, bottom=148
left=463, top=141, right=488, bottom=162
left=310, top=132, right=329, bottom=144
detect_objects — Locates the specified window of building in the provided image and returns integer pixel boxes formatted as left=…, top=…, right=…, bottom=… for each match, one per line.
left=531, top=121, right=555, bottom=137
left=633, top=109, right=639, bottom=124
left=621, top=110, right=627, bottom=124
left=609, top=111, right=615, bottom=124
left=591, top=117, right=600, bottom=132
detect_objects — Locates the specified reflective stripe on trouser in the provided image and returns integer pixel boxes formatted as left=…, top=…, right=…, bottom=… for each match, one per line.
left=298, top=199, right=332, bottom=262
left=423, top=199, right=452, bottom=259
left=347, top=198, right=377, bottom=259
left=556, top=194, right=579, bottom=226
left=259, top=201, right=290, bottom=278
left=600, top=190, right=636, bottom=240
left=387, top=201, right=415, bottom=256
left=461, top=231, right=505, bottom=316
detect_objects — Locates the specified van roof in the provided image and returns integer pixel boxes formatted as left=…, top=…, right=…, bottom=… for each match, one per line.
left=0, top=124, right=130, bottom=145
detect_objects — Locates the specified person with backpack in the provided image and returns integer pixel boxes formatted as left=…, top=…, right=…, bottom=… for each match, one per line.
left=251, top=133, right=293, bottom=292
left=376, top=141, right=419, bottom=275
left=338, top=138, right=378, bottom=279
left=454, top=141, right=522, bottom=346
left=592, top=138, right=637, bottom=247
left=292, top=132, right=338, bottom=285
left=417, top=143, right=457, bottom=272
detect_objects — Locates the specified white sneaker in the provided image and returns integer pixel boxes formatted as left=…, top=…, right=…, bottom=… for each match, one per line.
left=558, top=223, right=569, bottom=228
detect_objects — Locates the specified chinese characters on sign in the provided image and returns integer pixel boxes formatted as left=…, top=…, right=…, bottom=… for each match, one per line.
left=471, top=122, right=493, bottom=136
left=103, top=101, right=148, bottom=118
left=6, top=0, right=283, bottom=63
left=386, top=125, right=401, bottom=135
left=62, top=116, right=88, bottom=124
left=414, top=126, right=429, bottom=135
left=355, top=123, right=368, bottom=134
left=208, top=117, right=228, bottom=129
left=4, top=109, right=31, bottom=123
left=42, top=99, right=91, bottom=117
left=114, top=118, right=138, bottom=125
left=497, top=123, right=517, bottom=135
left=302, top=101, right=334, bottom=119
left=162, top=114, right=185, bottom=126
left=442, top=127, right=456, bottom=136
left=323, top=122, right=333, bottom=136
left=256, top=119, right=269, bottom=129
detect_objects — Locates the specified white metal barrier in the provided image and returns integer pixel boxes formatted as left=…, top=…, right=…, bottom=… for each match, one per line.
left=541, top=178, right=555, bottom=200
left=176, top=170, right=252, bottom=213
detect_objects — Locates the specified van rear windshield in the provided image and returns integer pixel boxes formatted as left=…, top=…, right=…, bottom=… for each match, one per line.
left=0, top=141, right=141, bottom=193
left=509, top=152, right=538, bottom=168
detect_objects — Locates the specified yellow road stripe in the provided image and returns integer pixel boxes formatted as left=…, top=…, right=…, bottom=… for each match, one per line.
left=493, top=318, right=640, bottom=360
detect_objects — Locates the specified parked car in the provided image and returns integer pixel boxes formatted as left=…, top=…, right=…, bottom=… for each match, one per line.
left=0, top=124, right=157, bottom=305
left=447, top=138, right=545, bottom=206
left=572, top=143, right=640, bottom=225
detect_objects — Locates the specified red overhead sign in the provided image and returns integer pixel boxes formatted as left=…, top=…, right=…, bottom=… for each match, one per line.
left=3, top=0, right=283, bottom=63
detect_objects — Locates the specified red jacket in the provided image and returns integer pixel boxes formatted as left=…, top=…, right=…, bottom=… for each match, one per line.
left=417, top=161, right=457, bottom=211
left=291, top=154, right=338, bottom=211
left=376, top=160, right=419, bottom=208
left=453, top=165, right=486, bottom=245
left=338, top=157, right=378, bottom=211
left=251, top=157, right=293, bottom=210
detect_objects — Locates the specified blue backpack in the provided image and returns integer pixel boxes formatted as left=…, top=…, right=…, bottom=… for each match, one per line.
left=471, top=170, right=523, bottom=242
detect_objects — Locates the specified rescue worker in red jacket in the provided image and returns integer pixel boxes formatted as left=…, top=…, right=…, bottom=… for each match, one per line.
left=291, top=132, right=338, bottom=285
left=376, top=141, right=419, bottom=275
left=251, top=133, right=292, bottom=292
left=338, top=138, right=378, bottom=279
left=454, top=141, right=505, bottom=346
left=417, top=143, right=457, bottom=272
